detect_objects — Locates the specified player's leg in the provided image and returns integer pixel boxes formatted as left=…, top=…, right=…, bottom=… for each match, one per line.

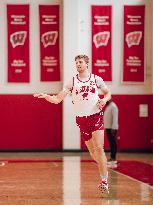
left=76, top=116, right=98, bottom=162
left=92, top=130, right=109, bottom=196
left=92, top=130, right=107, bottom=176
left=85, top=139, right=98, bottom=163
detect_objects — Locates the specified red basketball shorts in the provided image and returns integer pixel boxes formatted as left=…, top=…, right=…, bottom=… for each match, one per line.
left=76, top=111, right=104, bottom=142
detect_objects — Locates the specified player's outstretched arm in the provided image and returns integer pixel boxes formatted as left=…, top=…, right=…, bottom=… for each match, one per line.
left=33, top=90, right=68, bottom=104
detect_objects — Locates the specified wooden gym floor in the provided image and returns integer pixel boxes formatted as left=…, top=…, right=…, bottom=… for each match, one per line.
left=0, top=152, right=152, bottom=205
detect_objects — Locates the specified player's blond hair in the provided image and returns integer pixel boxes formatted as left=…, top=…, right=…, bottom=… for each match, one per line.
left=75, top=55, right=89, bottom=64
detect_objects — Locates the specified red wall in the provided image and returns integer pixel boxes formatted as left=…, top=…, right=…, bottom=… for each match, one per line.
left=0, top=94, right=152, bottom=151
left=81, top=95, right=152, bottom=151
left=0, top=95, right=62, bottom=150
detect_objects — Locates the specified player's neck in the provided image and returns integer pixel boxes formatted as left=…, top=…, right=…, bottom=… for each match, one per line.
left=78, top=70, right=90, bottom=79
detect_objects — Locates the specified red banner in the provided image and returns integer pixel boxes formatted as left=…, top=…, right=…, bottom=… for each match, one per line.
left=7, top=5, right=29, bottom=82
left=123, top=5, right=145, bottom=82
left=92, top=6, right=112, bottom=81
left=39, top=5, right=60, bottom=81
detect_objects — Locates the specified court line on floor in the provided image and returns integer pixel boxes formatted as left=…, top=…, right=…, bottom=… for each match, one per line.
left=111, top=169, right=153, bottom=189
left=0, top=159, right=63, bottom=163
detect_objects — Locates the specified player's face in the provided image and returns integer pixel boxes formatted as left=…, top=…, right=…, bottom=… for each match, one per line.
left=75, top=58, right=88, bottom=73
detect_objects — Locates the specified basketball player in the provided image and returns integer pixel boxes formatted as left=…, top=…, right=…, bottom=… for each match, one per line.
left=34, top=55, right=111, bottom=196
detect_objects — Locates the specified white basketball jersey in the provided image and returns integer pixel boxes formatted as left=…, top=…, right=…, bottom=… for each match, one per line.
left=71, top=74, right=101, bottom=117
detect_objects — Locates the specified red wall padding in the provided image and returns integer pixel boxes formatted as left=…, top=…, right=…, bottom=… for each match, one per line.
left=81, top=95, right=152, bottom=151
left=0, top=95, right=62, bottom=150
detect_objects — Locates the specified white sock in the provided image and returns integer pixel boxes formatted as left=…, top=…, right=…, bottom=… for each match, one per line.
left=100, top=172, right=108, bottom=180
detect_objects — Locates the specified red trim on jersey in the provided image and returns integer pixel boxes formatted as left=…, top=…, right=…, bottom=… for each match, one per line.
left=70, top=77, right=75, bottom=93
left=73, top=76, right=75, bottom=86
left=94, top=74, right=99, bottom=88
left=77, top=73, right=91, bottom=83
left=69, top=77, right=75, bottom=94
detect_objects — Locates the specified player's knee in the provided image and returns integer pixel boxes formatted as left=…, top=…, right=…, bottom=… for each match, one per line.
left=94, top=146, right=105, bottom=162
left=94, top=145, right=104, bottom=155
left=90, top=152, right=97, bottom=162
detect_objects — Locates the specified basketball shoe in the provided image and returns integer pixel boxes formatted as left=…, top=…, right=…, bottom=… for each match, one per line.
left=98, top=178, right=109, bottom=197
left=107, top=159, right=117, bottom=168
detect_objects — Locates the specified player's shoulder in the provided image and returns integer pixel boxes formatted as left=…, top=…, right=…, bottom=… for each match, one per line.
left=92, top=74, right=104, bottom=80
left=73, top=74, right=78, bottom=79
left=92, top=74, right=105, bottom=83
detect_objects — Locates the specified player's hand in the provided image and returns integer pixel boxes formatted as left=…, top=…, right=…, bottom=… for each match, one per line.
left=33, top=93, right=58, bottom=104
left=33, top=93, right=52, bottom=102
left=33, top=93, right=48, bottom=99
left=97, top=99, right=106, bottom=110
